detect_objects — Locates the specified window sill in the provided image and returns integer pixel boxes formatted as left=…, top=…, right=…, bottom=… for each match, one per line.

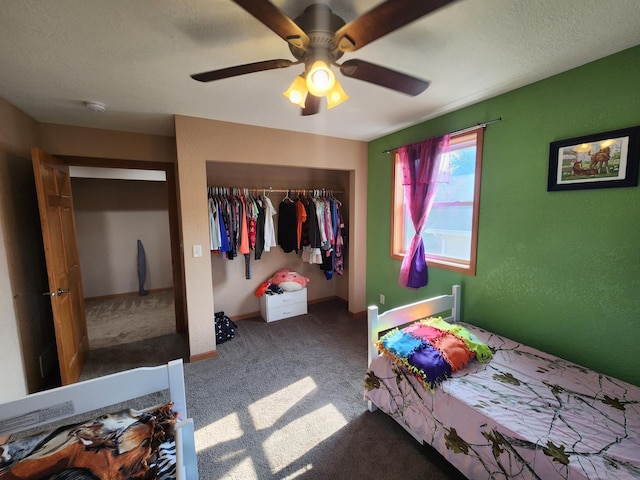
left=391, top=252, right=476, bottom=276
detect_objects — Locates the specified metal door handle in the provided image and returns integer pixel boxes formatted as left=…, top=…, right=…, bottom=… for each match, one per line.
left=43, top=288, right=70, bottom=297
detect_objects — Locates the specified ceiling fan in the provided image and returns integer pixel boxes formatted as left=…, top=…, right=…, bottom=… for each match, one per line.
left=191, top=0, right=455, bottom=116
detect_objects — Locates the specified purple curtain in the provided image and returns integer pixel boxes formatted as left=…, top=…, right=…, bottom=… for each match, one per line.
left=398, top=134, right=450, bottom=289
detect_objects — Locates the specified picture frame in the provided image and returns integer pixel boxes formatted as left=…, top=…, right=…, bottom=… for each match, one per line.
left=547, top=126, right=640, bottom=191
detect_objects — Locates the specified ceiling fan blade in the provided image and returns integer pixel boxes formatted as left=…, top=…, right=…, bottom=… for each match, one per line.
left=233, top=0, right=310, bottom=50
left=340, top=59, right=430, bottom=96
left=191, top=59, right=294, bottom=82
left=334, top=0, right=455, bottom=52
left=302, top=94, right=321, bottom=116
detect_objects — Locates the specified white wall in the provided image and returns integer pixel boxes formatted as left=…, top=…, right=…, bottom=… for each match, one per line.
left=0, top=97, right=43, bottom=400
left=72, top=177, right=173, bottom=298
left=0, top=217, right=28, bottom=400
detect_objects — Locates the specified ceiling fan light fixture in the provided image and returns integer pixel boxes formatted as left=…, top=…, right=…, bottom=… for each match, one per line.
left=191, top=2, right=444, bottom=116
left=283, top=75, right=308, bottom=108
left=326, top=80, right=349, bottom=110
left=306, top=60, right=335, bottom=97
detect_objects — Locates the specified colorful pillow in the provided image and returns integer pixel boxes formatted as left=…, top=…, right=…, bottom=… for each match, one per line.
left=376, top=317, right=492, bottom=391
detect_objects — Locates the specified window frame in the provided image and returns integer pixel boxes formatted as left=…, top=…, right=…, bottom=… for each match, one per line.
left=390, top=127, right=484, bottom=275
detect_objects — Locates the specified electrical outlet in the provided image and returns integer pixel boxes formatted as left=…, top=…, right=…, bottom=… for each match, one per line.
left=193, top=244, right=203, bottom=257
left=379, top=294, right=385, bottom=305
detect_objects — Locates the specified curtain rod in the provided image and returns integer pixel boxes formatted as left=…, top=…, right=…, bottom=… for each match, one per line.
left=381, top=117, right=502, bottom=154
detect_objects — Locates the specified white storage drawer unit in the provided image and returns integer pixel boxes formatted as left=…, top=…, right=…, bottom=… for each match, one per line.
left=260, top=288, right=308, bottom=322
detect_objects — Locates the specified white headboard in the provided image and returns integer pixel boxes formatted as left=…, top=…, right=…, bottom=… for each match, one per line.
left=367, top=285, right=461, bottom=367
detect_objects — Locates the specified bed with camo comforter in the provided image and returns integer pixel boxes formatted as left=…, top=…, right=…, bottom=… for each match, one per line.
left=364, top=286, right=640, bottom=479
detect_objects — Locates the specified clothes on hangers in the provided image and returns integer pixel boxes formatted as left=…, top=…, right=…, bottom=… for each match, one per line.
left=254, top=197, right=265, bottom=260
left=295, top=195, right=307, bottom=251
left=207, top=187, right=345, bottom=280
left=277, top=194, right=299, bottom=253
left=263, top=195, right=277, bottom=253
left=290, top=191, right=345, bottom=278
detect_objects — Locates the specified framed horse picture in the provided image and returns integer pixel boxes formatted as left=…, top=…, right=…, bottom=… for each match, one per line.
left=547, top=126, right=640, bottom=191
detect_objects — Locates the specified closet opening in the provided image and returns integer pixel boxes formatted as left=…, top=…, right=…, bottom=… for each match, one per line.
left=205, top=161, right=351, bottom=320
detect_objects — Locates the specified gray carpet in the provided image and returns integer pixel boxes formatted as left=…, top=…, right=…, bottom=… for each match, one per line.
left=85, top=289, right=176, bottom=349
left=81, top=298, right=466, bottom=480
left=184, top=301, right=466, bottom=480
left=81, top=289, right=187, bottom=380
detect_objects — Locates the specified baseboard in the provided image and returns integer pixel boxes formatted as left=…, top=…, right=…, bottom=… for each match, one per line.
left=232, top=311, right=262, bottom=321
left=189, top=350, right=218, bottom=362
left=309, top=295, right=342, bottom=305
left=348, top=309, right=367, bottom=318
left=84, top=287, right=173, bottom=302
left=232, top=295, right=351, bottom=321
left=330, top=295, right=366, bottom=317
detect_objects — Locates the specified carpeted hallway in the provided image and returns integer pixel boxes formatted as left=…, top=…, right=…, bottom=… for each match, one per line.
left=81, top=296, right=465, bottom=480
left=81, top=289, right=189, bottom=380
left=85, top=289, right=177, bottom=349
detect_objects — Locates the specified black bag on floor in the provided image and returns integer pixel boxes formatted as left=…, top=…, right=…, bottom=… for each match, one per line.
left=214, top=311, right=237, bottom=344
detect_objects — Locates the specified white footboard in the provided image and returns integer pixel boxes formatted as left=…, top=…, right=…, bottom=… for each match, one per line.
left=0, top=359, right=198, bottom=479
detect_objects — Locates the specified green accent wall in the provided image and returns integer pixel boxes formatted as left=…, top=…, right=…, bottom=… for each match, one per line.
left=367, top=45, right=640, bottom=386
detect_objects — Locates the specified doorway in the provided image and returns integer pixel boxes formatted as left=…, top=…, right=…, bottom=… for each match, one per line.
left=60, top=157, right=187, bottom=379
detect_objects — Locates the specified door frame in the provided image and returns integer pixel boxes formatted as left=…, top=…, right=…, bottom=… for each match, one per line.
left=59, top=155, right=187, bottom=335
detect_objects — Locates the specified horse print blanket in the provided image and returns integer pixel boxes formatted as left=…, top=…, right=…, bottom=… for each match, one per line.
left=0, top=403, right=177, bottom=480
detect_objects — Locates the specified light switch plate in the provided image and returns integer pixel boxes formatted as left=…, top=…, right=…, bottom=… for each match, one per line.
left=193, top=244, right=203, bottom=257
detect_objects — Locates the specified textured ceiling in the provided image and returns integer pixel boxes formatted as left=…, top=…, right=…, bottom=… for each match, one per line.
left=1, top=0, right=639, bottom=141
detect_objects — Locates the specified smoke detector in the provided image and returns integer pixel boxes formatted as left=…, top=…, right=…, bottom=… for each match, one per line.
left=83, top=100, right=107, bottom=112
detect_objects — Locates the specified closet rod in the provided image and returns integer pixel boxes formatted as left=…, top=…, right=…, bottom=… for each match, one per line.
left=209, top=186, right=344, bottom=194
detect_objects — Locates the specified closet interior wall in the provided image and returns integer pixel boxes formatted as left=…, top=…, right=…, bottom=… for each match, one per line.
left=206, top=161, right=350, bottom=319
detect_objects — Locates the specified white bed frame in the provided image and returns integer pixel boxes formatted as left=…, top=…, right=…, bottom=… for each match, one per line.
left=367, top=285, right=460, bottom=414
left=0, top=359, right=198, bottom=479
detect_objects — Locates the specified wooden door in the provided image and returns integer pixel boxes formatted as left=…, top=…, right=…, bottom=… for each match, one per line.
left=32, top=147, right=88, bottom=385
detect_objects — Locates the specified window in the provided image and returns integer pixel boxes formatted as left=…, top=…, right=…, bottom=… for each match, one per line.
left=391, top=127, right=484, bottom=275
